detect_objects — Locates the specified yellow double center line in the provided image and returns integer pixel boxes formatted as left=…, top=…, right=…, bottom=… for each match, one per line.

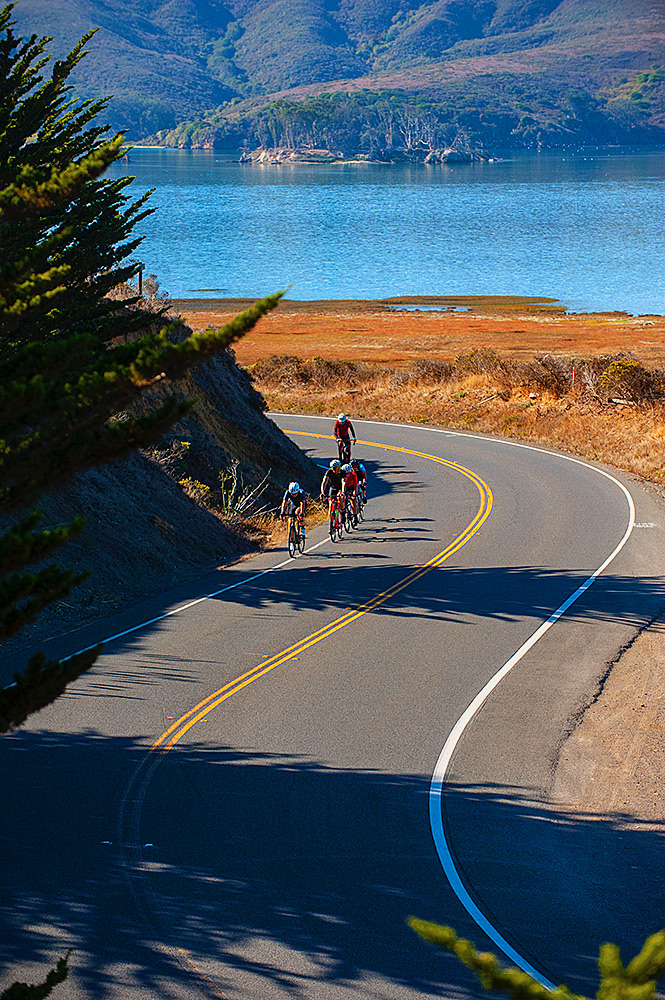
left=153, top=434, right=493, bottom=752
left=120, top=433, right=493, bottom=999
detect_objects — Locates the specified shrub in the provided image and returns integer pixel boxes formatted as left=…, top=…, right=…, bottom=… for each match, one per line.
left=599, top=357, right=665, bottom=404
left=455, top=348, right=510, bottom=377
left=407, top=359, right=455, bottom=382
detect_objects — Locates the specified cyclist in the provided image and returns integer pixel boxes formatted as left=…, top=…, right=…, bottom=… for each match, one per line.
left=280, top=481, right=307, bottom=538
left=341, top=461, right=359, bottom=522
left=334, top=413, right=356, bottom=464
left=320, top=459, right=344, bottom=509
left=351, top=458, right=367, bottom=504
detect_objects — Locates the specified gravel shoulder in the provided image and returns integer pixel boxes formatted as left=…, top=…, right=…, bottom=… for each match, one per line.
left=552, top=611, right=665, bottom=827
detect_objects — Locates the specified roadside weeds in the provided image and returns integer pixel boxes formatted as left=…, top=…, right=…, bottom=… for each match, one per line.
left=249, top=350, right=665, bottom=485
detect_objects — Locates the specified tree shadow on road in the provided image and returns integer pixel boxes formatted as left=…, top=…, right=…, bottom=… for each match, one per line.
left=7, top=555, right=665, bottom=696
left=1, top=731, right=664, bottom=1000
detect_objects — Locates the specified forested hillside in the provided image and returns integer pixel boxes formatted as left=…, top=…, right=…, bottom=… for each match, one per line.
left=11, top=0, right=665, bottom=143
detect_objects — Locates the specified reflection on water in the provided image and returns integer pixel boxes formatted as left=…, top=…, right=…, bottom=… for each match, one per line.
left=107, top=147, right=665, bottom=315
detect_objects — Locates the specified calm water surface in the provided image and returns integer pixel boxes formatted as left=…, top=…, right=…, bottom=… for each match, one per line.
left=108, top=148, right=665, bottom=314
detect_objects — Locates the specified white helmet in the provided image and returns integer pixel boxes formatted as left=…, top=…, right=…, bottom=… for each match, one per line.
left=338, top=413, right=346, bottom=422
left=288, top=481, right=300, bottom=494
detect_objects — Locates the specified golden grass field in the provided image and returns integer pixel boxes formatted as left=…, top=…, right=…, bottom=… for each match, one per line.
left=175, top=296, right=665, bottom=485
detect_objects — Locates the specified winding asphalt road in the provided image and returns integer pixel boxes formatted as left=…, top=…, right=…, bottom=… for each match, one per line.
left=2, top=415, right=665, bottom=1000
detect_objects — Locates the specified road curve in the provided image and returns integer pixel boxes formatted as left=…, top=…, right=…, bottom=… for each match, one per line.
left=1, top=416, right=664, bottom=1000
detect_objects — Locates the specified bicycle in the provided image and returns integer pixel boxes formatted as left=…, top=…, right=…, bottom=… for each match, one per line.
left=337, top=436, right=353, bottom=464
left=328, top=492, right=344, bottom=542
left=343, top=491, right=357, bottom=531
left=356, top=484, right=365, bottom=521
left=287, top=510, right=305, bottom=557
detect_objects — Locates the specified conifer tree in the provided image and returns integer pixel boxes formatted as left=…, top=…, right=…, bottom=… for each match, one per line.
left=409, top=919, right=665, bottom=1000
left=0, top=1, right=281, bottom=733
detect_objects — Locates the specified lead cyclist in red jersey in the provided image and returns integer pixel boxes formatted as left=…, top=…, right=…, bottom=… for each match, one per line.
left=334, top=414, right=356, bottom=463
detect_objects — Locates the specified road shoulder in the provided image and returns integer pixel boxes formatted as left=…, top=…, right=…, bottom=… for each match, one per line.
left=552, top=610, right=665, bottom=826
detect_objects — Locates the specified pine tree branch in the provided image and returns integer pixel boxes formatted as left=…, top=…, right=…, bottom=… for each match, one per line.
left=408, top=920, right=585, bottom=1000
left=0, top=293, right=282, bottom=508
left=0, top=562, right=89, bottom=638
left=0, top=139, right=124, bottom=220
left=0, top=948, right=70, bottom=999
left=0, top=646, right=100, bottom=733
left=0, top=511, right=86, bottom=575
left=409, top=921, right=665, bottom=1000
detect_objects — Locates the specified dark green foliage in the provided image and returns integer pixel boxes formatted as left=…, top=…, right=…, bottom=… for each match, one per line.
left=408, top=920, right=665, bottom=1000
left=0, top=951, right=70, bottom=998
left=158, top=70, right=664, bottom=154
left=0, top=2, right=280, bottom=735
left=0, top=645, right=102, bottom=732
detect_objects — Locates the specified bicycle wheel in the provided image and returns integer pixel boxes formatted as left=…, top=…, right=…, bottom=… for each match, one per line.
left=344, top=504, right=353, bottom=532
left=297, top=528, right=305, bottom=553
left=288, top=520, right=296, bottom=557
left=357, top=497, right=364, bottom=521
left=329, top=511, right=337, bottom=542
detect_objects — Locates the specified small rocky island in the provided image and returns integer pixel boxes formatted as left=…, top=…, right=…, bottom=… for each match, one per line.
left=239, top=145, right=489, bottom=165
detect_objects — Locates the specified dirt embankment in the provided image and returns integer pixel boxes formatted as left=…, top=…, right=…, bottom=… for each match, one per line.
left=2, top=339, right=321, bottom=660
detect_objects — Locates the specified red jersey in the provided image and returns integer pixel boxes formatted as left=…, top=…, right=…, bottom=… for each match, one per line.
left=334, top=418, right=355, bottom=439
left=343, top=468, right=359, bottom=491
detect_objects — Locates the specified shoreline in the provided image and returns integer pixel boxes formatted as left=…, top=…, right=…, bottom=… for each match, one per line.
left=172, top=294, right=664, bottom=319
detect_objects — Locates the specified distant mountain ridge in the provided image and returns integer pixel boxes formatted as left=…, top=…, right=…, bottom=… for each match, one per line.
left=9, top=0, right=665, bottom=140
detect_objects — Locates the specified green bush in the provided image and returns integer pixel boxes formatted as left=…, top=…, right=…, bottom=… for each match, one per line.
left=409, top=920, right=665, bottom=1000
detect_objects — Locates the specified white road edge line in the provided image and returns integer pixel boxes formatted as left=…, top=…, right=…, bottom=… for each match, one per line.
left=56, top=536, right=331, bottom=664
left=269, top=411, right=637, bottom=988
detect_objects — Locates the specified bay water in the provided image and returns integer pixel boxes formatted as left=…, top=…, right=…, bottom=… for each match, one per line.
left=108, top=147, right=665, bottom=314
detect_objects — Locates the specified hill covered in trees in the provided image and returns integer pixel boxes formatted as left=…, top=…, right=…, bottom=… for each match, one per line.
left=10, top=0, right=665, bottom=146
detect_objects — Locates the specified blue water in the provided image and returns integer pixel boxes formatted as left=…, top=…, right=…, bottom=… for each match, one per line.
left=108, top=147, right=665, bottom=314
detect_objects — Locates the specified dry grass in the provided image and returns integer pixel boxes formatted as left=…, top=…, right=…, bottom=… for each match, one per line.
left=174, top=297, right=665, bottom=369
left=243, top=499, right=329, bottom=549
left=250, top=352, right=665, bottom=484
